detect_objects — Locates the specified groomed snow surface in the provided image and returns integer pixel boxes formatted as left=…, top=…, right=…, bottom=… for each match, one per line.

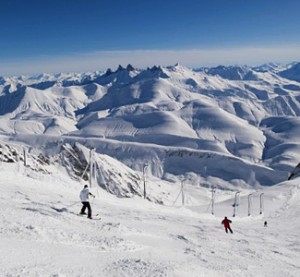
left=1, top=162, right=299, bottom=277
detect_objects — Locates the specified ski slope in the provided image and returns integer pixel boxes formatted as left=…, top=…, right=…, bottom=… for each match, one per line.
left=0, top=162, right=299, bottom=277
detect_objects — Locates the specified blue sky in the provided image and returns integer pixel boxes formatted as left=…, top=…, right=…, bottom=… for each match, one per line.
left=1, top=0, right=300, bottom=75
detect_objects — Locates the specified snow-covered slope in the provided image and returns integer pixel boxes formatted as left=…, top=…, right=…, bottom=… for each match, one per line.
left=0, top=159, right=299, bottom=276
left=278, top=62, right=300, bottom=82
left=1, top=63, right=300, bottom=276
left=1, top=63, right=300, bottom=190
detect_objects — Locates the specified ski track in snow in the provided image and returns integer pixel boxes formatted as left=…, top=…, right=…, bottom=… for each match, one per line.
left=0, top=166, right=300, bottom=276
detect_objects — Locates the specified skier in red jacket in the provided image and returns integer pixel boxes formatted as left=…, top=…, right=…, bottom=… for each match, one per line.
left=222, top=216, right=233, bottom=233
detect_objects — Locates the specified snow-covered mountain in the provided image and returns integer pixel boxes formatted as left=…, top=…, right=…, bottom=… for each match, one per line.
left=197, top=65, right=255, bottom=80
left=1, top=63, right=300, bottom=194
left=278, top=62, right=300, bottom=82
left=1, top=63, right=300, bottom=276
left=252, top=62, right=289, bottom=73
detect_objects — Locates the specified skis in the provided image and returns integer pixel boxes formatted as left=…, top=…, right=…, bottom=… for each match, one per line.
left=78, top=213, right=101, bottom=220
left=90, top=217, right=101, bottom=220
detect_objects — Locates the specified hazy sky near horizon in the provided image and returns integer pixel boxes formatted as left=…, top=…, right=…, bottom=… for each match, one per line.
left=1, top=0, right=300, bottom=75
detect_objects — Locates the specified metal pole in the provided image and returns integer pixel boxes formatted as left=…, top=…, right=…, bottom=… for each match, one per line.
left=248, top=193, right=253, bottom=216
left=181, top=180, right=185, bottom=206
left=233, top=191, right=240, bottom=217
left=211, top=187, right=216, bottom=215
left=58, top=139, right=63, bottom=166
left=89, top=148, right=95, bottom=187
left=143, top=164, right=148, bottom=199
left=61, top=151, right=64, bottom=166
left=23, top=148, right=27, bottom=166
left=260, top=192, right=264, bottom=214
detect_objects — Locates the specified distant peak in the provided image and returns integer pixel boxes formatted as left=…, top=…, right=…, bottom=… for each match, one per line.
left=143, top=65, right=169, bottom=78
left=167, top=63, right=180, bottom=69
left=105, top=68, right=113, bottom=76
left=117, top=65, right=125, bottom=71
left=205, top=65, right=252, bottom=80
left=150, top=65, right=161, bottom=72
left=126, top=64, right=135, bottom=71
left=167, top=63, right=188, bottom=72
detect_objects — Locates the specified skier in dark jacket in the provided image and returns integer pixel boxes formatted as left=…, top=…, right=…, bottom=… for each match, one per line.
left=222, top=216, right=233, bottom=233
left=79, top=185, right=95, bottom=219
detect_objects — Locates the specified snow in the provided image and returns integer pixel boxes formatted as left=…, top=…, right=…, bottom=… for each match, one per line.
left=279, top=62, right=300, bottom=82
left=1, top=63, right=300, bottom=276
left=0, top=161, right=299, bottom=276
left=1, top=64, right=300, bottom=183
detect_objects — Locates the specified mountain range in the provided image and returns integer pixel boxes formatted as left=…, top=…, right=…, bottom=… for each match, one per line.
left=1, top=62, right=300, bottom=194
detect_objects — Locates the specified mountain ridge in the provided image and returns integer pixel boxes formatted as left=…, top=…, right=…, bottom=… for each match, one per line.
left=1, top=63, right=300, bottom=191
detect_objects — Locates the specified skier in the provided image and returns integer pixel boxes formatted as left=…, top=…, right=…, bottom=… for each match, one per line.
left=221, top=216, right=233, bottom=233
left=264, top=220, right=268, bottom=227
left=79, top=185, right=95, bottom=219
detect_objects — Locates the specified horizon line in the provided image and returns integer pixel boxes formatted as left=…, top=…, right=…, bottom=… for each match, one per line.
left=1, top=45, right=300, bottom=76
